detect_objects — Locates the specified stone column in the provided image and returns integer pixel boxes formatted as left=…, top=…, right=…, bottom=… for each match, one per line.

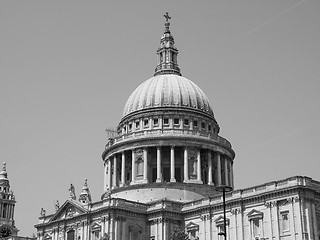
left=197, top=149, right=202, bottom=182
left=216, top=153, right=222, bottom=186
left=113, top=154, right=117, bottom=188
left=110, top=215, right=115, bottom=240
left=131, top=150, right=135, bottom=184
left=225, top=158, right=229, bottom=186
left=104, top=161, right=108, bottom=191
left=108, top=159, right=112, bottom=189
left=312, top=202, right=319, bottom=240
left=288, top=199, right=296, bottom=239
left=156, top=146, right=162, bottom=182
left=306, top=200, right=313, bottom=239
left=208, top=150, right=213, bottom=185
left=114, top=217, right=119, bottom=240
left=121, top=152, right=125, bottom=187
left=294, top=197, right=303, bottom=239
left=272, top=202, right=280, bottom=239
left=143, top=148, right=148, bottom=182
left=170, top=146, right=176, bottom=182
left=122, top=218, right=127, bottom=240
left=230, top=162, right=234, bottom=188
left=163, top=219, right=167, bottom=240
left=183, top=147, right=189, bottom=182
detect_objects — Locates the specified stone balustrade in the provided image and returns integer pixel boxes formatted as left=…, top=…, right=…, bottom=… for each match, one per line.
left=106, top=128, right=232, bottom=149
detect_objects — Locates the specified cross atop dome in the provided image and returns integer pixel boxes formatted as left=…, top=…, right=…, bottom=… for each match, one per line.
left=154, top=12, right=181, bottom=76
left=164, top=12, right=171, bottom=22
left=163, top=12, right=171, bottom=34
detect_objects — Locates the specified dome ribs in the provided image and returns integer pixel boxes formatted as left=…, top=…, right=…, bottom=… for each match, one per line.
left=153, top=76, right=162, bottom=106
left=122, top=75, right=215, bottom=118
left=171, top=75, right=181, bottom=106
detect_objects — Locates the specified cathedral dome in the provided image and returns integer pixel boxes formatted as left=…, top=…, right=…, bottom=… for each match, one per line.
left=123, top=74, right=214, bottom=117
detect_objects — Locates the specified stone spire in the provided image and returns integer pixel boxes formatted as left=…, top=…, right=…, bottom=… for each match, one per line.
left=154, top=12, right=181, bottom=76
left=79, top=178, right=92, bottom=204
left=0, top=162, right=9, bottom=187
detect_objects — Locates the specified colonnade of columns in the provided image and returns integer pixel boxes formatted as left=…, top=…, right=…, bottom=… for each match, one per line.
left=0, top=202, right=14, bottom=219
left=104, top=146, right=234, bottom=191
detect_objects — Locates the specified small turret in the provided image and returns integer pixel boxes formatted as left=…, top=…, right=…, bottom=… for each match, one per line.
left=79, top=178, right=92, bottom=204
left=154, top=12, right=181, bottom=76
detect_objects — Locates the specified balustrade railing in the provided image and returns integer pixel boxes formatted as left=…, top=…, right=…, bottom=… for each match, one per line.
left=106, top=128, right=232, bottom=148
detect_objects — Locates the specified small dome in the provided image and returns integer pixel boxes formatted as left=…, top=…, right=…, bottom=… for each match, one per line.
left=123, top=74, right=214, bottom=117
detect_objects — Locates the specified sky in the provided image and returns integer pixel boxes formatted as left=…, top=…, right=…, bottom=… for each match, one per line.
left=0, top=0, right=319, bottom=236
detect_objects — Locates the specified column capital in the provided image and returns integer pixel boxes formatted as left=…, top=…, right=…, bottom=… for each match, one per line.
left=170, top=145, right=175, bottom=149
left=156, top=145, right=162, bottom=150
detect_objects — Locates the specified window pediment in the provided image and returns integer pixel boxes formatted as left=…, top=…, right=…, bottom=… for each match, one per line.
left=215, top=215, right=230, bottom=226
left=186, top=222, right=199, bottom=231
left=91, top=222, right=101, bottom=231
left=247, top=209, right=263, bottom=220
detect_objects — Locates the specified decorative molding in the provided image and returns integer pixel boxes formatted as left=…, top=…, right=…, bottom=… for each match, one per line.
left=200, top=214, right=210, bottom=221
left=231, top=208, right=241, bottom=215
left=247, top=209, right=263, bottom=220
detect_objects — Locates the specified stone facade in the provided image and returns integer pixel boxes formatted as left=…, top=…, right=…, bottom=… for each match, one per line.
left=34, top=14, right=320, bottom=240
left=35, top=176, right=320, bottom=240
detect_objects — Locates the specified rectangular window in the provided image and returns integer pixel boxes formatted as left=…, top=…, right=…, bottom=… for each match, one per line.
left=281, top=211, right=290, bottom=232
left=217, top=226, right=224, bottom=240
left=252, top=219, right=260, bottom=237
left=163, top=118, right=169, bottom=125
left=208, top=125, right=211, bottom=131
left=153, top=118, right=159, bottom=126
left=174, top=118, right=180, bottom=125
left=193, top=120, right=198, bottom=127
left=144, top=119, right=149, bottom=128
left=201, top=122, right=206, bottom=129
left=135, top=121, right=140, bottom=129
left=129, top=123, right=132, bottom=131
left=184, top=119, right=189, bottom=126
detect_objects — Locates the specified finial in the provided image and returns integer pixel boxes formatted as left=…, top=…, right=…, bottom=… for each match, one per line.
left=163, top=12, right=171, bottom=33
left=84, top=178, right=88, bottom=187
left=2, top=162, right=6, bottom=172
left=164, top=12, right=171, bottom=22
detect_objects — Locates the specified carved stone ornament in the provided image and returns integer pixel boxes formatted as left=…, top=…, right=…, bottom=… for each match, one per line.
left=231, top=208, right=241, bottom=215
left=104, top=189, right=112, bottom=199
left=135, top=148, right=143, bottom=155
left=200, top=214, right=210, bottom=221
left=293, top=196, right=301, bottom=202
left=67, top=206, right=76, bottom=218
left=265, top=201, right=277, bottom=208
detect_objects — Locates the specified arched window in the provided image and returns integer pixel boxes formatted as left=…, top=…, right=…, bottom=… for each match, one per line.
left=67, top=230, right=75, bottom=240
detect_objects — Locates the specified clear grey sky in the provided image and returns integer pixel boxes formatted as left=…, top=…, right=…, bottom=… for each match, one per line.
left=1, top=0, right=319, bottom=236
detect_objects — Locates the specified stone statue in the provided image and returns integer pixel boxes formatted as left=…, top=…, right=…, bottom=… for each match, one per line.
left=40, top=208, right=46, bottom=217
left=69, top=184, right=76, bottom=200
left=104, top=189, right=112, bottom=199
left=55, top=200, right=60, bottom=211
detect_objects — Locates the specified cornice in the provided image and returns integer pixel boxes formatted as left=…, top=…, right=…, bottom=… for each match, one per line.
left=102, top=134, right=234, bottom=160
